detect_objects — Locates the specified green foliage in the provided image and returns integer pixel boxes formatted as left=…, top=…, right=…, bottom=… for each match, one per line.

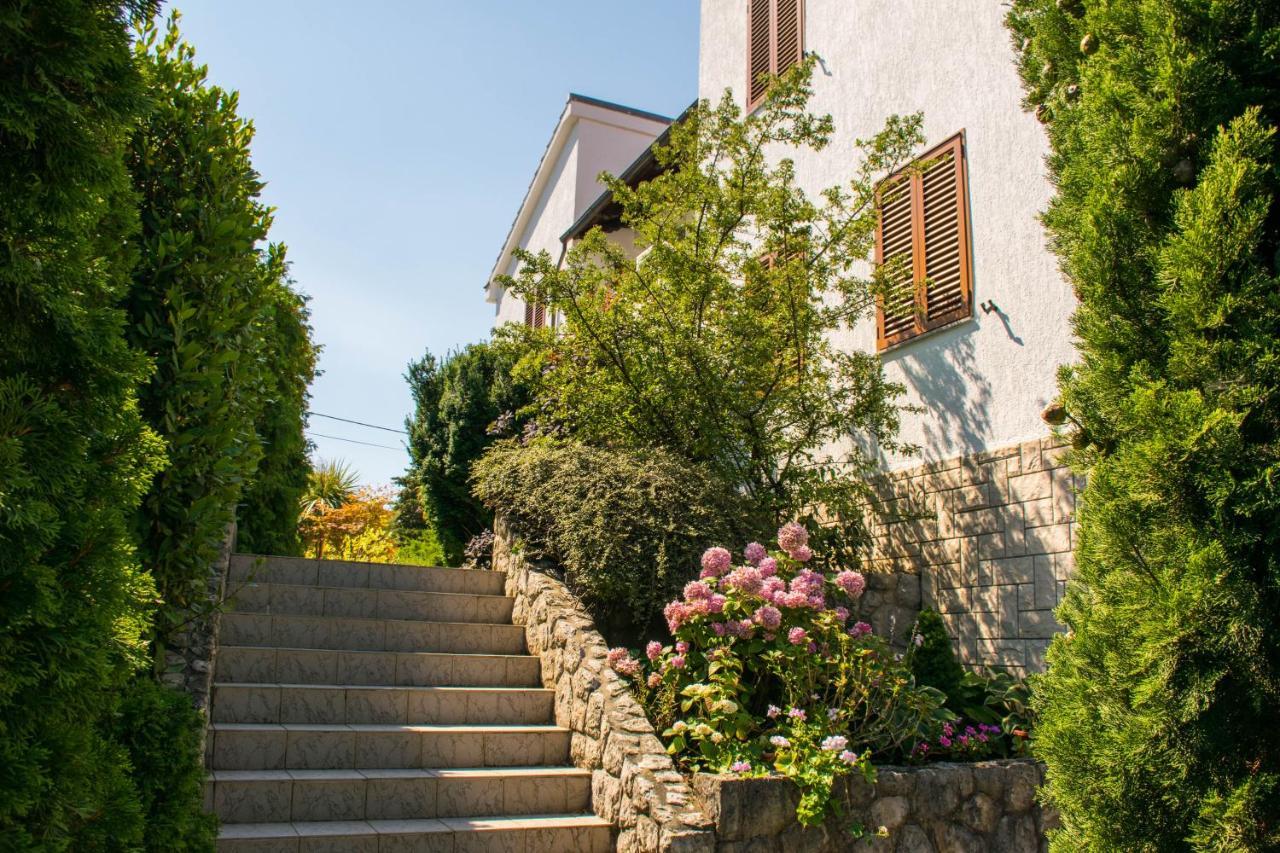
left=300, top=459, right=358, bottom=517
left=126, top=13, right=312, bottom=639
left=471, top=439, right=757, bottom=642
left=114, top=678, right=218, bottom=852
left=1007, top=2, right=1280, bottom=848
left=401, top=333, right=537, bottom=564
left=500, top=58, right=920, bottom=564
left=0, top=1, right=168, bottom=846
left=236, top=249, right=318, bottom=557
left=907, top=609, right=964, bottom=700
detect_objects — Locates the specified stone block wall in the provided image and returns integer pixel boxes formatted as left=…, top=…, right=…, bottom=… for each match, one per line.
left=693, top=760, right=1055, bottom=852
left=863, top=435, right=1080, bottom=675
left=494, top=515, right=716, bottom=852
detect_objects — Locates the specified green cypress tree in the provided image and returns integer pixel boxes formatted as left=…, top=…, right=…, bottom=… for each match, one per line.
left=1006, top=2, right=1280, bottom=848
left=0, top=1, right=165, bottom=847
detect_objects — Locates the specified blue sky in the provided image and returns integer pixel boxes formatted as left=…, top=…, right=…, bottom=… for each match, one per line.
left=173, top=1, right=700, bottom=487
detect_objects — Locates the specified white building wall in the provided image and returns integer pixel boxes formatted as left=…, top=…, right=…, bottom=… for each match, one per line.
left=699, top=0, right=1075, bottom=470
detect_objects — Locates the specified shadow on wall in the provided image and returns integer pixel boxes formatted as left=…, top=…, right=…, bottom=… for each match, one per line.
left=885, top=321, right=993, bottom=461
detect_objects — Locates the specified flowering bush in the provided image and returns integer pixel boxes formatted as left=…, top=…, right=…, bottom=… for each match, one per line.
left=612, top=523, right=947, bottom=826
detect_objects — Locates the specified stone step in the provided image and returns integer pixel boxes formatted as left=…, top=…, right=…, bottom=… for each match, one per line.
left=216, top=814, right=612, bottom=853
left=219, top=612, right=526, bottom=655
left=230, top=554, right=507, bottom=597
left=211, top=684, right=555, bottom=727
left=209, top=766, right=591, bottom=824
left=208, top=723, right=572, bottom=772
left=226, top=582, right=514, bottom=624
left=217, top=646, right=542, bottom=688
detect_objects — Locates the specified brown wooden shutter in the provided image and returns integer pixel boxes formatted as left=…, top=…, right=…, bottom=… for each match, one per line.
left=748, top=0, right=772, bottom=109
left=920, top=136, right=971, bottom=329
left=875, top=132, right=972, bottom=350
left=747, top=0, right=803, bottom=111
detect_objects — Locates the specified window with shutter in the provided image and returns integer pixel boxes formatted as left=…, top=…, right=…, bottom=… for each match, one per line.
left=524, top=294, right=548, bottom=329
left=874, top=133, right=973, bottom=350
left=747, top=0, right=804, bottom=111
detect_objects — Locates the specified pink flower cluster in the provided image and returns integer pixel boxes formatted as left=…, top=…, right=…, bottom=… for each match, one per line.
left=776, top=522, right=813, bottom=563
left=700, top=546, right=732, bottom=578
left=835, top=570, right=866, bottom=599
left=607, top=647, right=641, bottom=677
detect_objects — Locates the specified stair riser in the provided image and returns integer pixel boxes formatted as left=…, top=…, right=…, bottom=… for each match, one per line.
left=220, top=614, right=526, bottom=655
left=228, top=584, right=514, bottom=624
left=218, top=648, right=542, bottom=688
left=216, top=821, right=612, bottom=853
left=231, top=555, right=507, bottom=596
left=213, top=685, right=554, bottom=726
left=211, top=773, right=589, bottom=823
left=208, top=729, right=571, bottom=771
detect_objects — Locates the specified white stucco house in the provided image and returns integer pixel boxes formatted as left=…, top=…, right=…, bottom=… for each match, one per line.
left=484, top=0, right=1077, bottom=675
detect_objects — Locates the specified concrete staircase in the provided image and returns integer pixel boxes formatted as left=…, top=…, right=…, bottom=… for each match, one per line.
left=207, top=554, right=611, bottom=852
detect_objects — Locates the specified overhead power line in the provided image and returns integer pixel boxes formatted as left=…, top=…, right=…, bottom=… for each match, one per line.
left=307, top=411, right=408, bottom=435
left=308, top=431, right=405, bottom=452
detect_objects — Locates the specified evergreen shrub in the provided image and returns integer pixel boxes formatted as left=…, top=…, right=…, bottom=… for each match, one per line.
left=1007, top=1, right=1280, bottom=848
left=471, top=439, right=756, bottom=642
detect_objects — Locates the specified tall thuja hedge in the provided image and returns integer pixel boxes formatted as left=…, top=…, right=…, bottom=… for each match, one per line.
left=126, top=14, right=313, bottom=634
left=1007, top=2, right=1280, bottom=849
left=236, top=245, right=318, bottom=557
left=401, top=335, right=536, bottom=563
left=0, top=0, right=166, bottom=847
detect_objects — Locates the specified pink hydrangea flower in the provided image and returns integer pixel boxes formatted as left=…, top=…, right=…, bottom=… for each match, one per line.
left=835, top=570, right=866, bottom=599
left=766, top=704, right=781, bottom=718
left=777, top=522, right=809, bottom=553
left=839, top=750, right=859, bottom=765
left=744, top=542, right=767, bottom=565
left=647, top=673, right=662, bottom=689
left=790, top=544, right=814, bottom=563
left=834, top=606, right=850, bottom=623
left=684, top=580, right=712, bottom=602
left=707, top=594, right=727, bottom=614
left=752, top=605, right=782, bottom=630
left=671, top=655, right=687, bottom=669
left=700, top=547, right=732, bottom=577
left=790, top=569, right=824, bottom=598
left=664, top=601, right=691, bottom=633
left=821, top=735, right=848, bottom=752
left=757, top=556, right=778, bottom=577
left=607, top=647, right=640, bottom=677
left=646, top=641, right=662, bottom=661
left=725, top=566, right=764, bottom=596
left=788, top=627, right=808, bottom=645
left=787, top=707, right=806, bottom=721
left=675, top=641, right=689, bottom=654
left=712, top=622, right=727, bottom=637
left=730, top=760, right=751, bottom=774
left=849, top=621, right=872, bottom=638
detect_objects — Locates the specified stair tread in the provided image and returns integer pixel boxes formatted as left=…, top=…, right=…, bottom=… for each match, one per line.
left=235, top=555, right=487, bottom=576
left=211, top=721, right=567, bottom=732
left=228, top=580, right=513, bottom=600
left=209, top=765, right=590, bottom=781
left=224, top=612, right=522, bottom=628
left=220, top=643, right=537, bottom=659
left=219, top=813, right=610, bottom=838
left=215, top=682, right=550, bottom=693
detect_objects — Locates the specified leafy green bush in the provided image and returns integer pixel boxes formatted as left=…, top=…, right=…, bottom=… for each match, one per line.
left=1007, top=2, right=1280, bottom=848
left=114, top=678, right=218, bottom=852
left=616, top=526, right=945, bottom=826
left=472, top=439, right=757, bottom=642
left=906, top=609, right=964, bottom=700
left=0, top=1, right=167, bottom=846
left=236, top=250, right=318, bottom=557
left=401, top=334, right=539, bottom=563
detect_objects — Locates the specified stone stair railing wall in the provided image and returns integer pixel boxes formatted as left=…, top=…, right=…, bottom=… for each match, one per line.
left=204, top=551, right=613, bottom=851
left=494, top=514, right=717, bottom=852
left=693, top=759, right=1056, bottom=852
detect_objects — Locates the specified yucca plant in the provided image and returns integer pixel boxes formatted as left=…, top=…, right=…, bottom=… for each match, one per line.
left=299, top=459, right=358, bottom=517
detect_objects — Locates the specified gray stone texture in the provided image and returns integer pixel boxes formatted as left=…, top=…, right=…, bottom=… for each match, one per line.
left=693, top=760, right=1056, bottom=852
left=861, top=435, right=1080, bottom=675
left=494, top=516, right=716, bottom=853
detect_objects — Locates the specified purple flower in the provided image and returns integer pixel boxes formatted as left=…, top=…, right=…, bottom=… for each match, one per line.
left=834, top=606, right=850, bottom=623
left=777, top=522, right=809, bottom=553
left=788, top=627, right=808, bottom=645
left=752, top=605, right=782, bottom=630
left=646, top=641, right=663, bottom=661
left=939, top=736, right=952, bottom=748
left=849, top=621, right=872, bottom=638
left=730, top=760, right=751, bottom=774
left=758, top=557, right=779, bottom=577
left=725, top=566, right=764, bottom=596
left=744, top=542, right=767, bottom=565
left=827, top=707, right=840, bottom=721
left=712, top=622, right=727, bottom=637
left=766, top=704, right=781, bottom=719
left=835, top=571, right=866, bottom=599
left=701, top=547, right=732, bottom=577
left=790, top=544, right=814, bottom=562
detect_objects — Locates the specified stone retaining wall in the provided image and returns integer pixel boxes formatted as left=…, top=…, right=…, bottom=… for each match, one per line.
left=693, top=760, right=1054, bottom=852
left=494, top=515, right=716, bottom=852
left=863, top=436, right=1080, bottom=675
